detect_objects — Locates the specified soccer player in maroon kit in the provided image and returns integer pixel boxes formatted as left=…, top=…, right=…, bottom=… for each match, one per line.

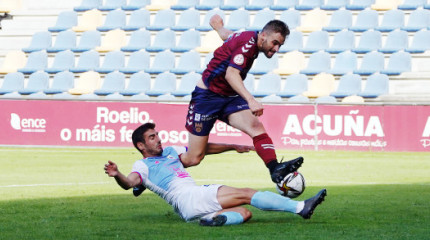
left=180, top=14, right=303, bottom=184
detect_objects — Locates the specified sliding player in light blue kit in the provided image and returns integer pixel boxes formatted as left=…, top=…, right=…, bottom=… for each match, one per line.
left=104, top=123, right=326, bottom=226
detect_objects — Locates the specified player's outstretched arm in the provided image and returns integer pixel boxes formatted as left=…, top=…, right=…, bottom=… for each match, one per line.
left=104, top=161, right=141, bottom=190
left=210, top=14, right=234, bottom=41
left=206, top=142, right=255, bottom=155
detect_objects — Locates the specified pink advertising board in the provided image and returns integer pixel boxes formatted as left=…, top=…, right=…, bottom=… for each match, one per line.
left=0, top=100, right=429, bottom=151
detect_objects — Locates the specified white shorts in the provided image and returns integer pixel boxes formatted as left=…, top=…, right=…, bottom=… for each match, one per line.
left=175, top=184, right=223, bottom=222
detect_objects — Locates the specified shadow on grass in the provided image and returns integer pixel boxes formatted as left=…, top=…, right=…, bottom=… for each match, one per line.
left=0, top=185, right=429, bottom=240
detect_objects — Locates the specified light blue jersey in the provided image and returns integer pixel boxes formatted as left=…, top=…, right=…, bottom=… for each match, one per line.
left=132, top=146, right=197, bottom=211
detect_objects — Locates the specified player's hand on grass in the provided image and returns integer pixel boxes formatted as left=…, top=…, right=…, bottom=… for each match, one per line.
left=234, top=145, right=255, bottom=153
left=104, top=160, right=119, bottom=177
left=248, top=98, right=264, bottom=117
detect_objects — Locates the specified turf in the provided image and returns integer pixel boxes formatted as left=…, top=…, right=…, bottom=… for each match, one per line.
left=0, top=147, right=429, bottom=240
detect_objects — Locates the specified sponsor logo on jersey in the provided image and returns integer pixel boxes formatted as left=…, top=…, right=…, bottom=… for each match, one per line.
left=233, top=54, right=244, bottom=65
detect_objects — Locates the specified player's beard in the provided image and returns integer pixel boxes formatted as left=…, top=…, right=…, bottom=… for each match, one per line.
left=262, top=40, right=276, bottom=58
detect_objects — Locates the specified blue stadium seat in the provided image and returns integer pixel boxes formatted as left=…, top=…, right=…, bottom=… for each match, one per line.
left=380, top=51, right=411, bottom=75
left=171, top=72, right=200, bottom=96
left=279, top=30, right=303, bottom=52
left=47, top=30, right=76, bottom=53
left=246, top=9, right=276, bottom=31
left=320, top=0, right=349, bottom=10
left=358, top=73, right=389, bottom=98
left=279, top=9, right=301, bottom=30
left=327, top=51, right=357, bottom=75
left=352, top=30, right=382, bottom=53
left=401, top=9, right=430, bottom=32
left=349, top=9, right=378, bottom=32
left=121, top=9, right=150, bottom=31
left=146, top=9, right=175, bottom=31
left=221, top=0, right=248, bottom=10
left=378, top=29, right=409, bottom=53
left=287, top=95, right=310, bottom=102
left=244, top=73, right=255, bottom=92
left=261, top=94, right=283, bottom=103
left=17, top=50, right=48, bottom=74
left=22, top=31, right=51, bottom=53
left=245, top=0, right=274, bottom=10
left=171, top=0, right=199, bottom=10
left=119, top=50, right=150, bottom=74
left=121, top=30, right=150, bottom=52
left=405, top=29, right=430, bottom=53
left=196, top=10, right=225, bottom=31
left=197, top=52, right=213, bottom=74
left=121, top=0, right=150, bottom=11
left=252, top=73, right=281, bottom=97
left=424, top=3, right=430, bottom=9
left=225, top=9, right=250, bottom=31
left=346, top=0, right=375, bottom=10
left=300, top=30, right=329, bottom=53
left=97, top=9, right=126, bottom=32
left=330, top=73, right=362, bottom=98
left=48, top=11, right=77, bottom=32
left=398, top=0, right=426, bottom=10
left=195, top=0, right=222, bottom=10
left=300, top=51, right=331, bottom=75
left=45, top=50, right=75, bottom=74
left=95, top=51, right=125, bottom=74
left=353, top=51, right=384, bottom=75
left=146, top=72, right=177, bottom=96
left=145, top=51, right=175, bottom=74
left=98, top=0, right=126, bottom=11
left=0, top=72, right=25, bottom=94
left=171, top=8, right=200, bottom=31
left=315, top=95, right=337, bottom=103
left=375, top=9, right=404, bottom=32
left=43, top=71, right=75, bottom=95
left=278, top=73, right=308, bottom=98
left=18, top=71, right=49, bottom=95
left=119, top=72, right=151, bottom=96
left=326, top=30, right=355, bottom=53
left=249, top=53, right=278, bottom=75
left=270, top=0, right=299, bottom=11
left=74, top=0, right=102, bottom=12
left=170, top=51, right=201, bottom=74
left=71, top=30, right=101, bottom=52
left=70, top=50, right=100, bottom=73
left=94, top=72, right=126, bottom=95
left=322, top=9, right=352, bottom=32
left=295, top=0, right=323, bottom=10
left=146, top=29, right=176, bottom=52
left=171, top=30, right=201, bottom=53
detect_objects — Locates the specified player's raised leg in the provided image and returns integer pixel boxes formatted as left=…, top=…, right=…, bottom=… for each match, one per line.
left=180, top=133, right=210, bottom=167
left=227, top=110, right=303, bottom=183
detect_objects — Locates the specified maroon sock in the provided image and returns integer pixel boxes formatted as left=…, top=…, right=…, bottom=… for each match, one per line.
left=253, top=133, right=277, bottom=168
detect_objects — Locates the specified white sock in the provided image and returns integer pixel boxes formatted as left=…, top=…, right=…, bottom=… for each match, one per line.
left=295, top=201, right=305, bottom=213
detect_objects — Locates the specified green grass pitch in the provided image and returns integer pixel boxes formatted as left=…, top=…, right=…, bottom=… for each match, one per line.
left=0, top=147, right=429, bottom=240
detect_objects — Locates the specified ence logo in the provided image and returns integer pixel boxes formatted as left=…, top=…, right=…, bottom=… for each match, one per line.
left=10, top=113, right=46, bottom=132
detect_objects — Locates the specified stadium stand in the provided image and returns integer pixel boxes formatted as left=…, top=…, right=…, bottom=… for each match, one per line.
left=273, top=50, right=305, bottom=75
left=244, top=74, right=255, bottom=92
left=302, top=73, right=336, bottom=98
left=94, top=29, right=126, bottom=52
left=224, top=9, right=250, bottom=31
left=296, top=8, right=328, bottom=32
left=287, top=95, right=310, bottom=103
left=93, top=71, right=126, bottom=96
left=195, top=0, right=222, bottom=11
left=48, top=11, right=78, bottom=32
left=349, top=9, right=379, bottom=32
left=69, top=50, right=100, bottom=73
left=68, top=71, right=101, bottom=95
left=380, top=51, right=412, bottom=75
left=315, top=95, right=337, bottom=103
left=171, top=8, right=200, bottom=31
left=74, top=0, right=102, bottom=12
left=146, top=0, right=176, bottom=11
left=398, top=0, right=427, bottom=10
left=221, top=0, right=249, bottom=11
left=401, top=9, right=430, bottom=32
left=71, top=30, right=101, bottom=52
left=146, top=29, right=176, bottom=52
left=22, top=31, right=51, bottom=53
left=378, top=29, right=409, bottom=53
left=352, top=30, right=382, bottom=53
left=353, top=51, right=385, bottom=75
left=0, top=51, right=27, bottom=74
left=145, top=72, right=176, bottom=96
left=18, top=71, right=49, bottom=95
left=71, top=9, right=103, bottom=32
left=146, top=9, right=175, bottom=31
left=358, top=73, right=389, bottom=98
left=196, top=9, right=225, bottom=31
left=405, top=29, right=430, bottom=53
left=0, top=72, right=25, bottom=95
left=119, top=50, right=150, bottom=74
left=43, top=71, right=75, bottom=95
left=170, top=51, right=201, bottom=75
left=327, top=51, right=357, bottom=75
left=120, top=29, right=151, bottom=52
left=346, top=0, right=375, bottom=10
left=47, top=30, right=76, bottom=53
left=322, top=9, right=352, bottom=32
left=171, top=30, right=201, bottom=53
left=252, top=72, right=282, bottom=97
left=341, top=95, right=365, bottom=103
left=326, top=30, right=355, bottom=54
left=119, top=71, right=151, bottom=96
left=171, top=0, right=199, bottom=10
left=17, top=50, right=48, bottom=74
left=247, top=9, right=276, bottom=31
left=295, top=0, right=323, bottom=11
left=278, top=73, right=308, bottom=98
left=330, top=73, right=362, bottom=98
left=96, top=9, right=126, bottom=32
left=144, top=50, right=175, bottom=74
left=245, top=0, right=274, bottom=11
left=300, top=51, right=331, bottom=75
left=196, top=31, right=223, bottom=53
left=375, top=9, right=405, bottom=32
left=249, top=52, right=279, bottom=75
left=121, top=0, right=150, bottom=11
left=171, top=72, right=201, bottom=97
left=94, top=50, right=125, bottom=74
left=270, top=0, right=299, bottom=11
left=45, top=50, right=75, bottom=73
left=320, top=0, right=349, bottom=11
left=98, top=0, right=126, bottom=11
left=121, top=9, right=150, bottom=31
left=300, top=30, right=329, bottom=53
left=279, top=9, right=301, bottom=30
left=371, top=0, right=401, bottom=11
left=279, top=30, right=303, bottom=52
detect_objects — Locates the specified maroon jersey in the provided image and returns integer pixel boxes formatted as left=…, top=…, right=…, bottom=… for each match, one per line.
left=202, top=31, right=259, bottom=96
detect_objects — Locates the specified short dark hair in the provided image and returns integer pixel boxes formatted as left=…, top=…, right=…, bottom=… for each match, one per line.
left=132, top=122, right=156, bottom=153
left=262, top=20, right=290, bottom=37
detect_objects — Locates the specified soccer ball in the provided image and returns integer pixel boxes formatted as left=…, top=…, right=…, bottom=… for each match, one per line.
left=276, top=171, right=305, bottom=198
